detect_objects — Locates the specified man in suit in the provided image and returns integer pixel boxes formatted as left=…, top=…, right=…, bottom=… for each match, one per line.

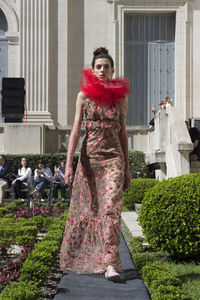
left=0, top=155, right=10, bottom=203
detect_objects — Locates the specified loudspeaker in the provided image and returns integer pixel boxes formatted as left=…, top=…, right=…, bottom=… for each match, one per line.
left=2, top=78, right=25, bottom=90
left=1, top=77, right=26, bottom=122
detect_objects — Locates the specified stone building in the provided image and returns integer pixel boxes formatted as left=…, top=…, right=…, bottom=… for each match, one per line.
left=0, top=0, right=199, bottom=159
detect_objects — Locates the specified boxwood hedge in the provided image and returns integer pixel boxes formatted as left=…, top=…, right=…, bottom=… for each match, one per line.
left=139, top=174, right=200, bottom=258
left=6, top=150, right=151, bottom=178
left=123, top=178, right=158, bottom=210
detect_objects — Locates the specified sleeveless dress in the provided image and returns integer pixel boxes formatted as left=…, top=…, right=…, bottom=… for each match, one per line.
left=60, top=98, right=127, bottom=274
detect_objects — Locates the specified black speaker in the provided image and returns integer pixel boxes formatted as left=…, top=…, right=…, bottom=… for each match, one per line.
left=2, top=78, right=25, bottom=90
left=1, top=78, right=26, bottom=122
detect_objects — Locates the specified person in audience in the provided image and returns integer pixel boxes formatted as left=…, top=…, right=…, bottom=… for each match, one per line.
left=150, top=96, right=173, bottom=126
left=53, top=160, right=67, bottom=202
left=0, top=155, right=10, bottom=203
left=31, top=160, right=53, bottom=200
left=185, top=120, right=200, bottom=161
left=12, top=157, right=32, bottom=200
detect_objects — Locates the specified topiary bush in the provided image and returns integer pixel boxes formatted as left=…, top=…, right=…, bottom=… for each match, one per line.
left=123, top=178, right=158, bottom=210
left=141, top=261, right=188, bottom=300
left=129, top=150, right=149, bottom=178
left=139, top=174, right=200, bottom=258
left=0, top=281, right=40, bottom=300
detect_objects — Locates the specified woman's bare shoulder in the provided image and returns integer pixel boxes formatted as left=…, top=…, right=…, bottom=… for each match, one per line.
left=78, top=91, right=87, bottom=100
left=75, top=91, right=87, bottom=107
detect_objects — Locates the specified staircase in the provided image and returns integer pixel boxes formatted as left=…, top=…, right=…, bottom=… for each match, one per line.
left=146, top=107, right=194, bottom=180
left=190, top=154, right=200, bottom=173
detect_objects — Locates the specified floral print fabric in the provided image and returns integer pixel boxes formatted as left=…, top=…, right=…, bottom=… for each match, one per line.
left=60, top=98, right=127, bottom=274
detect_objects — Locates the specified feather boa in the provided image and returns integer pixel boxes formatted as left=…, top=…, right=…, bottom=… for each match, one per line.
left=80, top=69, right=130, bottom=105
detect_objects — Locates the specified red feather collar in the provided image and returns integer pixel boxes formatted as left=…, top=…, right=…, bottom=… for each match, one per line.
left=80, top=69, right=130, bottom=106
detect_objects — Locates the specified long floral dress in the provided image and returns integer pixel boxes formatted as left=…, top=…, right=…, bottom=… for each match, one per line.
left=60, top=98, right=127, bottom=274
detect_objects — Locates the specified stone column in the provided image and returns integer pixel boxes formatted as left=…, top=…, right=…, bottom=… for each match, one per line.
left=20, top=0, right=53, bottom=124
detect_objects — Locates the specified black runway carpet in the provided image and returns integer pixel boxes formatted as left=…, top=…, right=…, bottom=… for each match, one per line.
left=54, top=235, right=150, bottom=300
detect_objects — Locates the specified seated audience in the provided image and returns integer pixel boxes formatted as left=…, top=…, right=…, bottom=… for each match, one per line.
left=185, top=120, right=200, bottom=161
left=0, top=155, right=10, bottom=203
left=31, top=160, right=53, bottom=200
left=53, top=160, right=67, bottom=202
left=12, top=157, right=32, bottom=200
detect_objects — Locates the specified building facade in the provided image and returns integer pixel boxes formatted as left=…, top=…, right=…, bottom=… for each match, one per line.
left=0, top=0, right=199, bottom=154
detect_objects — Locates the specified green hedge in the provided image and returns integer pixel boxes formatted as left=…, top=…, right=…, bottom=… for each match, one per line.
left=139, top=174, right=200, bottom=258
left=6, top=153, right=79, bottom=174
left=130, top=237, right=188, bottom=300
left=0, top=210, right=68, bottom=299
left=123, top=178, right=158, bottom=210
left=142, top=261, right=188, bottom=300
left=129, top=150, right=154, bottom=178
left=0, top=281, right=40, bottom=300
left=6, top=151, right=152, bottom=178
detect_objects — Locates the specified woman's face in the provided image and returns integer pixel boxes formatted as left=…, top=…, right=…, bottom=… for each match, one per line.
left=93, top=58, right=114, bottom=82
left=21, top=157, right=27, bottom=167
left=38, top=163, right=44, bottom=170
left=60, top=162, right=65, bottom=169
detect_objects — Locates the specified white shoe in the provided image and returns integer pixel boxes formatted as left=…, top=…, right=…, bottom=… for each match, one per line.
left=105, top=265, right=121, bottom=281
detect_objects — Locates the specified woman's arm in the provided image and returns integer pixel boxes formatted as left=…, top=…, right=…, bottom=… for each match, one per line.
left=119, top=99, right=131, bottom=190
left=64, top=92, right=85, bottom=186
left=17, top=168, right=32, bottom=182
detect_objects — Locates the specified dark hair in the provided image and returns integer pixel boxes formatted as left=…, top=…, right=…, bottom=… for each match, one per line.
left=91, top=47, right=114, bottom=69
left=19, top=157, right=28, bottom=170
left=38, top=160, right=45, bottom=166
left=0, top=155, right=6, bottom=161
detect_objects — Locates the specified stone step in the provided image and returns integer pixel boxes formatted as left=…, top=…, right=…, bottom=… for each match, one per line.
left=135, top=203, right=142, bottom=215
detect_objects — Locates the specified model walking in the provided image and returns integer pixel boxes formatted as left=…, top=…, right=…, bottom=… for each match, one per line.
left=60, top=47, right=130, bottom=281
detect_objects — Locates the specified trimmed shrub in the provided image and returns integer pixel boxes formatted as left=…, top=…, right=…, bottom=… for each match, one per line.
left=129, top=150, right=149, bottom=178
left=6, top=153, right=79, bottom=175
left=152, top=285, right=188, bottom=300
left=131, top=251, right=169, bottom=271
left=6, top=151, right=151, bottom=178
left=16, top=234, right=36, bottom=246
left=142, top=262, right=188, bottom=300
left=0, top=281, right=40, bottom=300
left=142, top=261, right=180, bottom=289
left=0, top=218, right=16, bottom=248
left=139, top=174, right=200, bottom=258
left=123, top=178, right=158, bottom=210
left=19, top=259, right=50, bottom=284
left=130, top=236, right=145, bottom=254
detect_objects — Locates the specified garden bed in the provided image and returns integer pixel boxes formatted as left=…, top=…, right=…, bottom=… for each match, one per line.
left=0, top=200, right=69, bottom=299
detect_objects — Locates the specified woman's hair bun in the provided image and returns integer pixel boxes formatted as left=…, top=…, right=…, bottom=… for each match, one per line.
left=93, top=47, right=109, bottom=57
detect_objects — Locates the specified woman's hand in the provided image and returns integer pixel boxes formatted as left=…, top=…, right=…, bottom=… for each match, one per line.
left=123, top=170, right=131, bottom=191
left=12, top=179, right=16, bottom=185
left=64, top=166, right=73, bottom=186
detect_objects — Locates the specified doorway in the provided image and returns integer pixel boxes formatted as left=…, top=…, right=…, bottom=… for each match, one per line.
left=124, top=13, right=175, bottom=125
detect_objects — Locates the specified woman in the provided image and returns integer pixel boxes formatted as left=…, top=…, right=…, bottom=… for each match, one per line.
left=31, top=160, right=53, bottom=200
left=53, top=160, right=67, bottom=202
left=12, top=157, right=32, bottom=200
left=60, top=47, right=130, bottom=281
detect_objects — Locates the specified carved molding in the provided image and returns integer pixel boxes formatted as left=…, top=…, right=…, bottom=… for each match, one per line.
left=105, top=0, right=121, bottom=3
left=0, top=0, right=19, bottom=33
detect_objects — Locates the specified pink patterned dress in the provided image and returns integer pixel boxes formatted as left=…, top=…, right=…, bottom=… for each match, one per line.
left=60, top=98, right=127, bottom=274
